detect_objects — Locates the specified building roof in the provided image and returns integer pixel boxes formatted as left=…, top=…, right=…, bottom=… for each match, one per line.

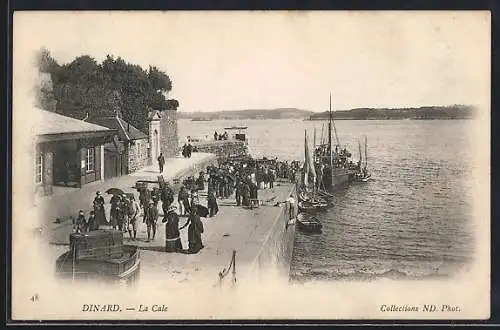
left=35, top=109, right=113, bottom=136
left=148, top=110, right=162, bottom=121
left=89, top=116, right=148, bottom=141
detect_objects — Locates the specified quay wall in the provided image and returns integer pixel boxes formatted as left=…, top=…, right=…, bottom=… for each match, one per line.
left=169, top=154, right=218, bottom=189
left=251, top=181, right=298, bottom=279
left=191, top=140, right=248, bottom=159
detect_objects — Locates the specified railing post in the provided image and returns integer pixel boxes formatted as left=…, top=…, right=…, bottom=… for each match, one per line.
left=232, top=250, right=237, bottom=287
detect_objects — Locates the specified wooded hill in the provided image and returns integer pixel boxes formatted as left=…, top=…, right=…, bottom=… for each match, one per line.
left=308, top=105, right=477, bottom=120
left=178, top=108, right=312, bottom=120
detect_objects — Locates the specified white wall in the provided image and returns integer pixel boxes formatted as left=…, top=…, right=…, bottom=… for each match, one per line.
left=100, top=145, right=104, bottom=181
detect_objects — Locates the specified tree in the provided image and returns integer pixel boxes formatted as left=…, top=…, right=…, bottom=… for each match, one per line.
left=35, top=49, right=180, bottom=132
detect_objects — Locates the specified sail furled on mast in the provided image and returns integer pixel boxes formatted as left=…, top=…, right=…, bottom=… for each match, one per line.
left=358, top=139, right=363, bottom=164
left=304, top=130, right=317, bottom=186
left=364, top=135, right=368, bottom=168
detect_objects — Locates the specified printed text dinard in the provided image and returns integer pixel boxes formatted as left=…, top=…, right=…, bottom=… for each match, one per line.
left=82, top=304, right=168, bottom=312
left=380, top=304, right=461, bottom=312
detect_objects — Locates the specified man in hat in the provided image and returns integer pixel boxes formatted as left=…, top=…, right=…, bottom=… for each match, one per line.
left=110, top=194, right=122, bottom=230
left=119, top=194, right=130, bottom=232
left=144, top=200, right=158, bottom=242
left=286, top=194, right=296, bottom=220
left=207, top=191, right=219, bottom=217
left=196, top=171, right=205, bottom=191
left=162, top=205, right=182, bottom=252
left=75, top=210, right=85, bottom=233
left=157, top=152, right=165, bottom=173
left=93, top=191, right=107, bottom=226
left=177, top=185, right=190, bottom=216
left=127, top=195, right=140, bottom=240
left=190, top=190, right=199, bottom=210
left=88, top=210, right=98, bottom=231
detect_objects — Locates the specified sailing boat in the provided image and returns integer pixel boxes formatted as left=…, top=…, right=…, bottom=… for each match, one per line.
left=360, top=135, right=372, bottom=182
left=314, top=93, right=356, bottom=191
left=298, top=129, right=328, bottom=212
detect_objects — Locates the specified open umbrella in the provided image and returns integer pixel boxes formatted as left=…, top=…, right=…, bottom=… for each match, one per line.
left=195, top=204, right=209, bottom=218
left=106, top=188, right=125, bottom=195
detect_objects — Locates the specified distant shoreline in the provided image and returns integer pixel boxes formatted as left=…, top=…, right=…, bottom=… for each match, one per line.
left=178, top=105, right=476, bottom=121
left=180, top=118, right=475, bottom=121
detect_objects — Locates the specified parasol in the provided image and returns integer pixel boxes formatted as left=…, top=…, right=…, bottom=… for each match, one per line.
left=106, top=188, right=125, bottom=195
left=195, top=204, right=209, bottom=217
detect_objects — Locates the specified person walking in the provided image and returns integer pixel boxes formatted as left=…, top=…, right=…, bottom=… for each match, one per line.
left=93, top=191, right=106, bottom=226
left=207, top=191, right=219, bottom=217
left=269, top=168, right=275, bottom=189
left=75, top=210, right=86, bottom=233
left=196, top=171, right=205, bottom=191
left=180, top=205, right=204, bottom=253
left=157, top=152, right=165, bottom=173
left=127, top=196, right=140, bottom=240
left=144, top=200, right=158, bottom=242
left=235, top=177, right=242, bottom=206
left=110, top=194, right=122, bottom=230
left=162, top=205, right=182, bottom=252
left=286, top=194, right=296, bottom=220
left=88, top=210, right=98, bottom=231
left=178, top=185, right=190, bottom=216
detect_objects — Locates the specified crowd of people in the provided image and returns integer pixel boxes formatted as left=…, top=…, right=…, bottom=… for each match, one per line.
left=72, top=156, right=301, bottom=255
left=214, top=131, right=229, bottom=141
left=181, top=143, right=194, bottom=158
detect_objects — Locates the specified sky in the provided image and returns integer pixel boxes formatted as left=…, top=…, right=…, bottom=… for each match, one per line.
left=14, top=11, right=490, bottom=113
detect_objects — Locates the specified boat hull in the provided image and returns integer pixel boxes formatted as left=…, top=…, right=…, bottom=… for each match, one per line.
left=55, top=245, right=141, bottom=286
left=297, top=214, right=322, bottom=233
left=321, top=167, right=355, bottom=192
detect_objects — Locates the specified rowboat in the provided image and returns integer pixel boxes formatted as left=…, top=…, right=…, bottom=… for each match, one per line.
left=317, top=189, right=335, bottom=198
left=55, top=230, right=141, bottom=286
left=297, top=213, right=322, bottom=233
left=298, top=200, right=328, bottom=212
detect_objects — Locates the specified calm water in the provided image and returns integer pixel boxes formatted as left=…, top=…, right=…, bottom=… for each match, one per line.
left=179, top=119, right=476, bottom=281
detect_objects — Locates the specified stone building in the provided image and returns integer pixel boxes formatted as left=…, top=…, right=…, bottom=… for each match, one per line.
left=147, top=110, right=161, bottom=165
left=89, top=113, right=149, bottom=177
left=33, top=109, right=116, bottom=197
left=158, top=109, right=179, bottom=158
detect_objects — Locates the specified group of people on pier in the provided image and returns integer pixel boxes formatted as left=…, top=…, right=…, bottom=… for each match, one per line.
left=73, top=156, right=300, bottom=255
left=203, top=157, right=300, bottom=209
left=214, top=131, right=228, bottom=141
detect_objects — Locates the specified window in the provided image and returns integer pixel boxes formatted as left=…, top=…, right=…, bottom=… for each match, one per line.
left=35, top=152, right=43, bottom=184
left=86, top=148, right=95, bottom=172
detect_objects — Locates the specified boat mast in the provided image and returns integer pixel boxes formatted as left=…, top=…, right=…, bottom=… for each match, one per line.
left=304, top=129, right=308, bottom=188
left=328, top=94, right=333, bottom=186
left=364, top=135, right=368, bottom=169
left=358, top=139, right=362, bottom=165
left=313, top=127, right=317, bottom=194
left=331, top=101, right=340, bottom=148
left=320, top=122, right=325, bottom=146
left=313, top=127, right=317, bottom=163
left=328, top=94, right=332, bottom=155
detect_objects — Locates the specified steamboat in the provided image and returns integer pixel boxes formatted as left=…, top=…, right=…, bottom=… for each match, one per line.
left=314, top=94, right=359, bottom=191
